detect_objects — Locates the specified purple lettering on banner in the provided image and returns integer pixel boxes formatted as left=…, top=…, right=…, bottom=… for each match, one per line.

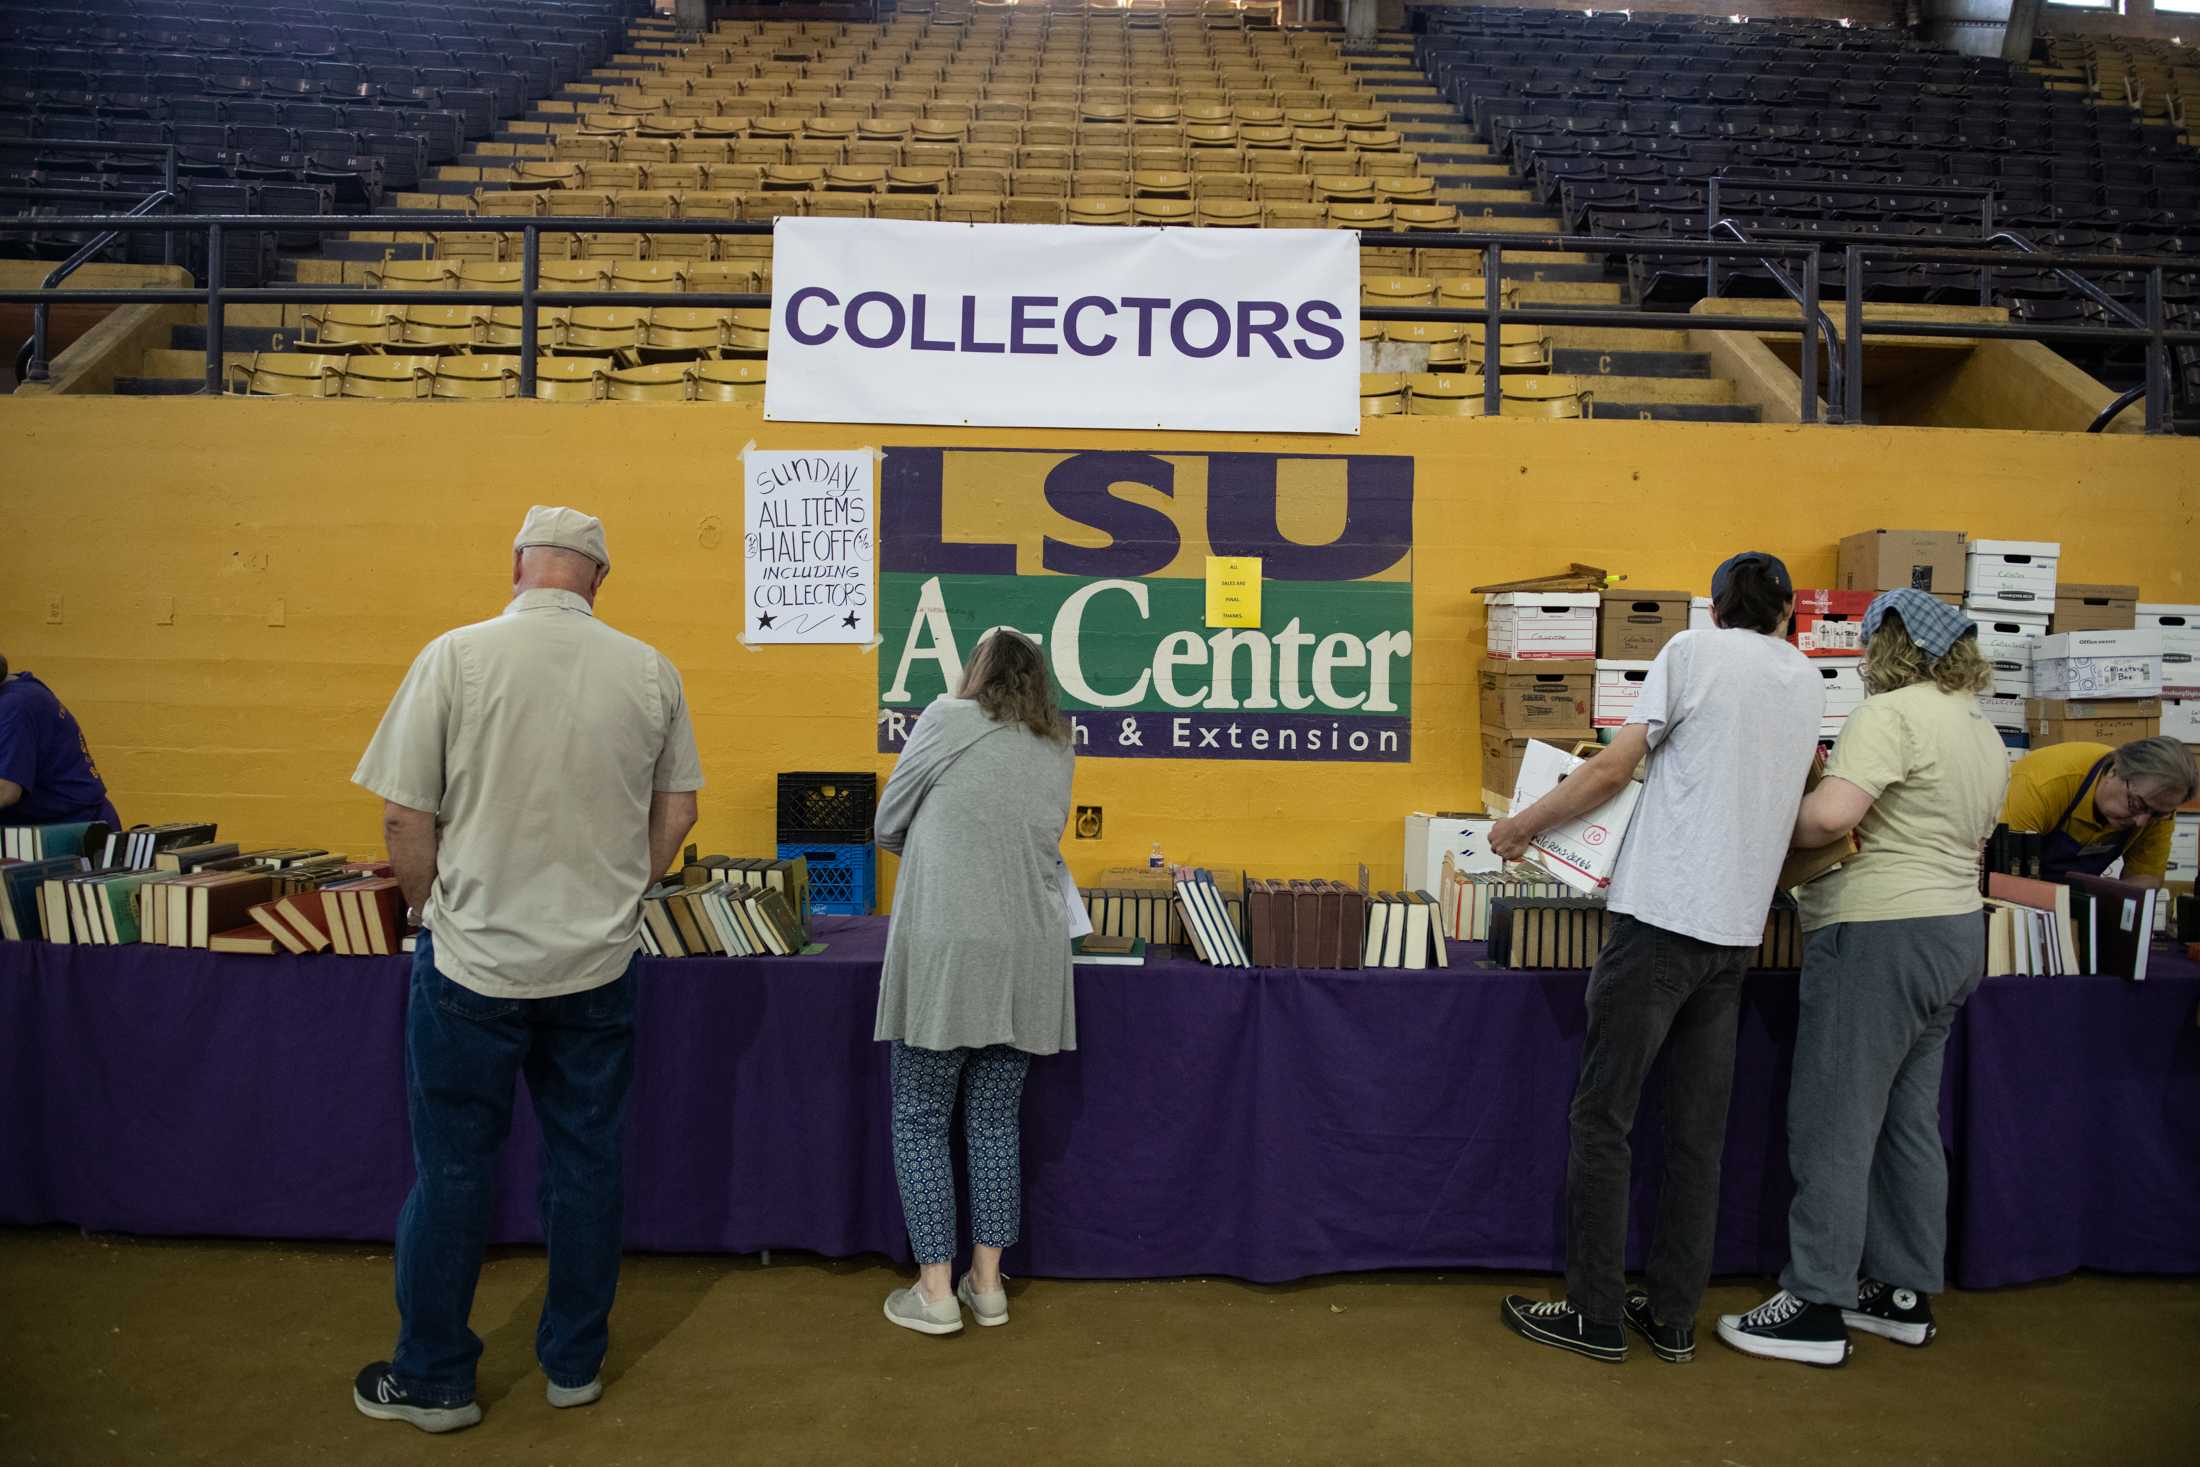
left=880, top=709, right=1411, bottom=762
left=1063, top=296, right=1118, bottom=356
left=785, top=285, right=839, bottom=345
left=959, top=294, right=1005, bottom=354
left=909, top=293, right=954, bottom=352
left=1236, top=300, right=1290, bottom=359
left=879, top=448, right=1015, bottom=574
left=1010, top=294, right=1061, bottom=355
left=1206, top=453, right=1414, bottom=580
left=1040, top=452, right=1181, bottom=578
left=1291, top=300, right=1346, bottom=360
left=845, top=290, right=907, bottom=349
left=1121, top=296, right=1169, bottom=356
left=1169, top=299, right=1230, bottom=359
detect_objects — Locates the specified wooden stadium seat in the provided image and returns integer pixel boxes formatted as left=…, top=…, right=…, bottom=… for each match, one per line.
left=1374, top=176, right=1435, bottom=205
left=1134, top=198, right=1194, bottom=226
left=431, top=357, right=522, bottom=401
left=1262, top=201, right=1326, bottom=230
left=1359, top=372, right=1406, bottom=417
left=1254, top=175, right=1313, bottom=202
left=1002, top=196, right=1067, bottom=225
left=532, top=358, right=610, bottom=402
left=683, top=263, right=762, bottom=295
left=726, top=310, right=772, bottom=355
left=299, top=304, right=398, bottom=353
left=886, top=167, right=949, bottom=194
left=1406, top=374, right=1489, bottom=418
left=511, top=161, right=586, bottom=191
left=1075, top=168, right=1130, bottom=196
left=226, top=352, right=345, bottom=398
left=606, top=362, right=697, bottom=402
left=1336, top=109, right=1388, bottom=134
left=1185, top=123, right=1238, bottom=149
left=704, top=164, right=766, bottom=193
left=560, top=135, right=618, bottom=163
left=1284, top=107, right=1337, bottom=128
left=1196, top=173, right=1255, bottom=201
left=871, top=195, right=939, bottom=222
left=1195, top=199, right=1262, bottom=228
left=940, top=194, right=1003, bottom=223
left=763, top=164, right=826, bottom=192
left=824, top=165, right=887, bottom=193
left=582, top=163, right=645, bottom=192
left=1330, top=203, right=1394, bottom=232
left=646, top=164, right=707, bottom=193
left=579, top=232, right=649, bottom=262
left=1438, top=278, right=1519, bottom=312
left=339, top=355, right=437, bottom=400
left=368, top=260, right=457, bottom=291
left=1294, top=127, right=1349, bottom=155
left=1314, top=175, right=1375, bottom=204
left=1245, top=148, right=1305, bottom=177
left=1501, top=375, right=1590, bottom=419
left=808, top=191, right=870, bottom=219
left=1358, top=150, right=1417, bottom=180
left=472, top=190, right=541, bottom=218
left=544, top=190, right=614, bottom=219
left=562, top=307, right=649, bottom=355
left=1469, top=326, right=1555, bottom=375
left=733, top=138, right=791, bottom=166
left=1386, top=323, right=1468, bottom=370
left=1233, top=104, right=1284, bottom=126
left=1132, top=170, right=1193, bottom=199
left=1363, top=276, right=1438, bottom=309
left=952, top=167, right=1009, bottom=196
left=1068, top=196, right=1133, bottom=227
left=673, top=139, right=733, bottom=166
left=397, top=304, right=486, bottom=354
left=613, top=262, right=688, bottom=290
left=789, top=137, right=848, bottom=168
left=1394, top=203, right=1462, bottom=234
left=481, top=308, right=568, bottom=352
left=612, top=190, right=680, bottom=221
left=742, top=193, right=810, bottom=222
left=964, top=142, right=1020, bottom=172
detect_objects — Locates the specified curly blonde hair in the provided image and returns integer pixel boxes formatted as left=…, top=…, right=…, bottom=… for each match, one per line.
left=955, top=630, right=1071, bottom=744
left=1861, top=612, right=1993, bottom=696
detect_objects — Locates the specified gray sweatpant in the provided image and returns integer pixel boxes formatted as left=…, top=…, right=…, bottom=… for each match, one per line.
left=1780, top=913, right=1983, bottom=1306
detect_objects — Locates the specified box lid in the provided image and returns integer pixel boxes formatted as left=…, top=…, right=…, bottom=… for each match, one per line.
left=1594, top=659, right=1656, bottom=673
left=1487, top=591, right=1599, bottom=608
left=1966, top=613, right=2050, bottom=633
left=1845, top=528, right=1967, bottom=542
left=1479, top=654, right=1594, bottom=677
left=2056, top=583, right=2138, bottom=602
left=2037, top=629, right=2163, bottom=658
left=1599, top=589, right=1690, bottom=607
left=1967, top=539, right=2062, bottom=559
left=2137, top=604, right=2200, bottom=620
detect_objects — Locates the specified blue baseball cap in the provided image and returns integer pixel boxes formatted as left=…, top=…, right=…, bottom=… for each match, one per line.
left=1709, top=551, right=1793, bottom=603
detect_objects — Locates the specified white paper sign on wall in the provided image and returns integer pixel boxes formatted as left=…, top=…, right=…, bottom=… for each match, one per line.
left=742, top=448, right=874, bottom=645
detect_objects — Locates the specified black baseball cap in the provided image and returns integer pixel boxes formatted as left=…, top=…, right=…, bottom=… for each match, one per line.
left=1710, top=551, right=1793, bottom=602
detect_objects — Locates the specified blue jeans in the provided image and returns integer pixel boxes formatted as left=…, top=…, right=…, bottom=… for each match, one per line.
left=390, top=931, right=637, bottom=1404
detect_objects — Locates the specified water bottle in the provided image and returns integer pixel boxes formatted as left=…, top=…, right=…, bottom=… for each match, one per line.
left=1148, top=841, right=1165, bottom=871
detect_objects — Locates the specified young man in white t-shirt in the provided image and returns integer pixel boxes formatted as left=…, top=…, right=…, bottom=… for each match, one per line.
left=1489, top=552, right=1824, bottom=1365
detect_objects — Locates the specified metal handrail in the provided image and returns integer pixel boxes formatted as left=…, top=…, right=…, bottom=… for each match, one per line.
left=24, top=190, right=178, bottom=384
left=1706, top=177, right=1994, bottom=295
left=1708, top=218, right=1839, bottom=423
left=1, top=210, right=2192, bottom=425
left=2088, top=383, right=2148, bottom=434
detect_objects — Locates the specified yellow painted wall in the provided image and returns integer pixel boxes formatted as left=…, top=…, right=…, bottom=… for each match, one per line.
left=3, top=400, right=2195, bottom=897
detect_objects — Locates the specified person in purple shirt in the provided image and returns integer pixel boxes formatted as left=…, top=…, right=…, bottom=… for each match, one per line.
left=0, top=654, right=120, bottom=828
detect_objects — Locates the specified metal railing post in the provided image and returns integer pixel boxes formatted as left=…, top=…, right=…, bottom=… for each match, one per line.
left=163, top=145, right=178, bottom=269
left=2145, top=266, right=2167, bottom=435
left=1800, top=247, right=1821, bottom=425
left=1705, top=179, right=1721, bottom=298
left=520, top=225, right=540, bottom=400
left=1482, top=243, right=1502, bottom=419
left=1844, top=243, right=1864, bottom=425
left=204, top=222, right=224, bottom=395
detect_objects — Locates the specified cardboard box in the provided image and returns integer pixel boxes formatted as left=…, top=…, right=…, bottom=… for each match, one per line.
left=1598, top=590, right=1690, bottom=661
left=2025, top=697, right=2160, bottom=723
left=2030, top=628, right=2163, bottom=700
left=1480, top=729, right=1532, bottom=799
left=2029, top=714, right=2161, bottom=747
left=1405, top=812, right=1500, bottom=891
left=2052, top=583, right=2138, bottom=634
left=1837, top=529, right=1968, bottom=593
left=2164, top=698, right=2200, bottom=744
left=1509, top=739, right=1644, bottom=895
left=1790, top=588, right=1873, bottom=657
left=1594, top=660, right=1654, bottom=728
left=1964, top=539, right=2060, bottom=614
left=1812, top=656, right=1865, bottom=737
left=1978, top=693, right=2027, bottom=733
left=1477, top=656, right=1593, bottom=734
left=1688, top=596, right=1713, bottom=632
left=1487, top=592, right=1598, bottom=660
left=2171, top=811, right=2198, bottom=870
left=2137, top=604, right=2200, bottom=694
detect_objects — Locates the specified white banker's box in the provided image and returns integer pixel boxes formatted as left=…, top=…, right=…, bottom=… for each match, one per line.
left=1487, top=592, right=1599, bottom=660
left=1509, top=740, right=1643, bottom=894
left=1970, top=614, right=2047, bottom=699
left=1964, top=539, right=2060, bottom=615
left=2030, top=628, right=2163, bottom=700
left=1404, top=812, right=1500, bottom=891
left=2136, top=605, right=2200, bottom=694
left=1814, top=657, right=1865, bottom=737
left=1593, top=661, right=1654, bottom=728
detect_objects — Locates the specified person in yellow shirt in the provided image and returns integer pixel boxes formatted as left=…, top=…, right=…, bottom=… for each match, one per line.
left=2001, top=736, right=2195, bottom=887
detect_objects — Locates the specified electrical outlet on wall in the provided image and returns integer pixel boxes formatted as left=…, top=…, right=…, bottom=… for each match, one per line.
left=45, top=594, right=63, bottom=624
left=1074, top=806, right=1103, bottom=839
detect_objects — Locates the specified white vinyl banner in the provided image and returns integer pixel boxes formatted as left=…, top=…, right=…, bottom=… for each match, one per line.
left=764, top=217, right=1361, bottom=434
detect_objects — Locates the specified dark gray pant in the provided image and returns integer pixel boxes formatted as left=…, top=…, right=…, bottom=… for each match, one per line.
left=1566, top=914, right=1752, bottom=1327
left=1781, top=913, right=1984, bottom=1306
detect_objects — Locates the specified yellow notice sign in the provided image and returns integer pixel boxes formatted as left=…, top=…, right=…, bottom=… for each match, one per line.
left=1205, top=556, right=1263, bottom=629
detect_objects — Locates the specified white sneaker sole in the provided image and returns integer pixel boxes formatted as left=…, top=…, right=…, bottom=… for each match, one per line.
left=547, top=1378, right=604, bottom=1409
left=957, top=1284, right=1009, bottom=1327
left=352, top=1391, right=483, bottom=1433
left=1715, top=1319, right=1851, bottom=1368
left=1843, top=1312, right=1934, bottom=1347
left=884, top=1296, right=964, bottom=1336
left=1501, top=1303, right=1627, bottom=1363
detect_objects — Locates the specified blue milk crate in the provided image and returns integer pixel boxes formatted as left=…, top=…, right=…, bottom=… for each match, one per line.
left=779, top=841, right=878, bottom=916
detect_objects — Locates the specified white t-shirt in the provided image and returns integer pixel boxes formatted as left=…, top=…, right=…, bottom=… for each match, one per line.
left=1605, top=628, right=1825, bottom=948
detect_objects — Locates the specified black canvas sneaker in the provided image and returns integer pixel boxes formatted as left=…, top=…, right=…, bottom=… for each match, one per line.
left=1500, top=1295, right=1628, bottom=1363
left=1716, top=1289, right=1852, bottom=1368
left=352, top=1362, right=483, bottom=1434
left=1623, top=1289, right=1695, bottom=1363
left=1844, top=1278, right=1937, bottom=1347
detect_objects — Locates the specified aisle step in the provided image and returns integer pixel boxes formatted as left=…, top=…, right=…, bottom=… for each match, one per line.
left=1552, top=348, right=1715, bottom=379
left=1589, top=402, right=1763, bottom=423
left=171, top=324, right=289, bottom=353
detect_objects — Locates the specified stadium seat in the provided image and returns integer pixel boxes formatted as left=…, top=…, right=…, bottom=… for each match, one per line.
left=532, top=357, right=611, bottom=402
left=1406, top=373, right=1489, bottom=417
left=562, top=307, right=648, bottom=355
left=1500, top=375, right=1591, bottom=419
left=605, top=362, right=695, bottom=402
left=430, top=357, right=521, bottom=401
left=339, top=355, right=436, bottom=400
left=1359, top=372, right=1407, bottom=416
left=397, top=304, right=485, bottom=354
left=227, top=352, right=345, bottom=399
left=299, top=304, right=397, bottom=353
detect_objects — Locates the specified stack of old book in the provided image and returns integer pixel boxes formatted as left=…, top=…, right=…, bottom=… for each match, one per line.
left=1, top=854, right=84, bottom=940
left=1361, top=890, right=1448, bottom=970
left=1171, top=865, right=1249, bottom=967
left=1245, top=879, right=1365, bottom=969
left=639, top=854, right=812, bottom=958
left=1488, top=895, right=1611, bottom=970
left=96, top=822, right=216, bottom=869
left=1437, top=860, right=1572, bottom=942
left=1983, top=870, right=2158, bottom=980
left=1077, top=866, right=1246, bottom=950
left=1, top=820, right=113, bottom=863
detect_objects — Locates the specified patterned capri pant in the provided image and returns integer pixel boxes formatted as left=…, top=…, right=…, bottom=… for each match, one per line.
left=888, top=1041, right=1034, bottom=1265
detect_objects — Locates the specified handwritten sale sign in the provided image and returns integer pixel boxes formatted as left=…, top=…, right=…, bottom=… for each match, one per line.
left=743, top=448, right=875, bottom=645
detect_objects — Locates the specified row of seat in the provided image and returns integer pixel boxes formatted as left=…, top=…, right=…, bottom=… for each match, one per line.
left=1358, top=372, right=1588, bottom=419
left=227, top=350, right=766, bottom=400
left=470, top=166, right=1432, bottom=200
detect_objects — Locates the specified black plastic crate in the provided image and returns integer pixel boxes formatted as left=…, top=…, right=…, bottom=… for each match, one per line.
left=776, top=771, right=876, bottom=843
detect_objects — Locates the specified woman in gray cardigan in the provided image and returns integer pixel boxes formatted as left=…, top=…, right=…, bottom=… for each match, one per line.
left=874, top=630, right=1077, bottom=1336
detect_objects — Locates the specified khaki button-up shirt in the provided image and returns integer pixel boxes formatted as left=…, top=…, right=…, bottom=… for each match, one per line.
left=353, top=588, right=704, bottom=998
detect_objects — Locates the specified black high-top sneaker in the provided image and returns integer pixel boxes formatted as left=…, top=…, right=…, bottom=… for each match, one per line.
left=1844, top=1278, right=1936, bottom=1347
left=1715, top=1290, right=1852, bottom=1368
left=1623, top=1289, right=1696, bottom=1363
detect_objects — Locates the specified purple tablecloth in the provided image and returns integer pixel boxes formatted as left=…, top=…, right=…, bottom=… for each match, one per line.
left=4, top=919, right=2196, bottom=1288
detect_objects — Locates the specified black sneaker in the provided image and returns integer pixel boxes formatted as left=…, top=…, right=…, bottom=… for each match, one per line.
left=352, top=1362, right=483, bottom=1434
left=1844, top=1278, right=1936, bottom=1347
left=1500, top=1295, right=1627, bottom=1364
left=1623, top=1289, right=1695, bottom=1363
left=1715, top=1290, right=1852, bottom=1368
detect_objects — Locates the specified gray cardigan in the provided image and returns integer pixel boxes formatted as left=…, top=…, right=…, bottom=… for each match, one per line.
left=873, top=697, right=1078, bottom=1055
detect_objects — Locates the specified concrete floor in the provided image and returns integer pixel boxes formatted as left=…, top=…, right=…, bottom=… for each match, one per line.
left=1, top=1230, right=2195, bottom=1466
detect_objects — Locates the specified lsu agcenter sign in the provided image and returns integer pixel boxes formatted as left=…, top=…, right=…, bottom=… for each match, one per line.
left=878, top=448, right=1414, bottom=763
left=765, top=218, right=1361, bottom=434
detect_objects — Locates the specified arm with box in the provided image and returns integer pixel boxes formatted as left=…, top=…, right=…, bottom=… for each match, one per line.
left=1499, top=737, right=1645, bottom=894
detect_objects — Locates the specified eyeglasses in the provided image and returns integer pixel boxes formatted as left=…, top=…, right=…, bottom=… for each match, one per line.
left=2127, top=788, right=2182, bottom=822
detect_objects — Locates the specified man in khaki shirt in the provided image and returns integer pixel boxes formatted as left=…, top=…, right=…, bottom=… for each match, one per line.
left=349, top=506, right=701, bottom=1434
